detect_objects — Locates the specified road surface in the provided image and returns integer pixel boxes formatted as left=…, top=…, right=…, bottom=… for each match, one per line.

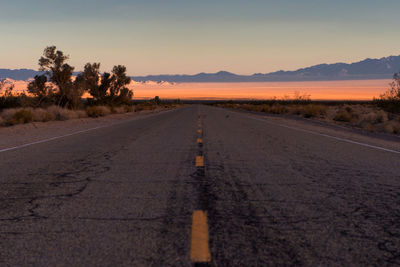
left=0, top=105, right=399, bottom=266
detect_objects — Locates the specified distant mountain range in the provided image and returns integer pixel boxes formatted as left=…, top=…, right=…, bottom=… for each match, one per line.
left=0, top=69, right=44, bottom=81
left=132, top=55, right=400, bottom=82
left=1, top=55, right=400, bottom=82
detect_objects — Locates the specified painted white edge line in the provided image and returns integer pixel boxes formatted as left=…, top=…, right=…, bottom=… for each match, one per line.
left=0, top=109, right=176, bottom=153
left=229, top=110, right=400, bottom=155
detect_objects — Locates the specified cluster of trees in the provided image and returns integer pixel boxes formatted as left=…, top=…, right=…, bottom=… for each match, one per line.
left=375, top=72, right=400, bottom=113
left=0, top=79, right=26, bottom=109
left=27, top=46, right=133, bottom=109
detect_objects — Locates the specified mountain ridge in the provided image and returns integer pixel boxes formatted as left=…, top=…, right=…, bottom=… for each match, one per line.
left=1, top=54, right=399, bottom=82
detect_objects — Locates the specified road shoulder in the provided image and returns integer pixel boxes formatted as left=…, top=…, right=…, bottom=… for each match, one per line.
left=0, top=107, right=180, bottom=150
left=219, top=106, right=400, bottom=153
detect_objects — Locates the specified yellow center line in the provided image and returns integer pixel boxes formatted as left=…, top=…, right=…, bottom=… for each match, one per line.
left=195, top=156, right=204, bottom=167
left=197, top=129, right=202, bottom=134
left=190, top=210, right=211, bottom=263
left=197, top=138, right=203, bottom=144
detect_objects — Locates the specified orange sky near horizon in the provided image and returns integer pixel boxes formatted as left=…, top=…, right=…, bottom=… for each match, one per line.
left=131, top=79, right=391, bottom=101
left=5, top=79, right=391, bottom=101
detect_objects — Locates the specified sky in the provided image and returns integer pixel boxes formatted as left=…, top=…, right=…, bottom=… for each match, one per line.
left=1, top=0, right=400, bottom=76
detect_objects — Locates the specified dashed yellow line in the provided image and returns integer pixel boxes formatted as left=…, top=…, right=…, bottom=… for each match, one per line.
left=197, top=138, right=203, bottom=144
left=190, top=210, right=211, bottom=263
left=197, top=129, right=202, bottom=134
left=195, top=156, right=204, bottom=167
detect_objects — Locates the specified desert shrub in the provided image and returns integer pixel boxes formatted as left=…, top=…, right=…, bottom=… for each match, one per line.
left=258, top=104, right=270, bottom=112
left=238, top=104, right=265, bottom=112
left=375, top=72, right=400, bottom=113
left=110, top=105, right=133, bottom=114
left=269, top=104, right=288, bottom=114
left=124, top=105, right=134, bottom=112
left=375, top=99, right=400, bottom=114
left=289, top=105, right=303, bottom=115
left=291, top=91, right=311, bottom=104
left=134, top=104, right=144, bottom=112
left=383, top=121, right=400, bottom=134
left=333, top=109, right=353, bottom=122
left=153, top=96, right=161, bottom=105
left=30, top=108, right=55, bottom=122
left=301, top=104, right=327, bottom=118
left=47, top=105, right=79, bottom=121
left=361, top=122, right=375, bottom=132
left=86, top=106, right=111, bottom=117
left=360, top=110, right=388, bottom=124
left=110, top=106, right=125, bottom=114
left=76, top=110, right=88, bottom=118
left=6, top=109, right=34, bottom=125
left=1, top=108, right=18, bottom=121
left=0, top=106, right=88, bottom=126
left=135, top=103, right=157, bottom=112
left=345, top=106, right=353, bottom=113
left=223, top=103, right=236, bottom=109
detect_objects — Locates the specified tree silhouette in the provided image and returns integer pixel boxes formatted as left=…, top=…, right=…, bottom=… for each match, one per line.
left=78, top=64, right=133, bottom=105
left=110, top=65, right=131, bottom=101
left=38, top=46, right=83, bottom=108
left=376, top=72, right=400, bottom=113
left=27, top=75, right=54, bottom=106
left=381, top=72, right=400, bottom=100
left=75, top=63, right=102, bottom=103
left=154, top=96, right=161, bottom=105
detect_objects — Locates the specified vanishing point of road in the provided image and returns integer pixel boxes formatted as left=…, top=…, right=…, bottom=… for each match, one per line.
left=0, top=105, right=399, bottom=266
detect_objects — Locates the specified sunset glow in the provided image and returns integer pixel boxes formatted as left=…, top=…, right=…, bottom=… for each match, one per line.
left=5, top=79, right=390, bottom=101
left=131, top=80, right=390, bottom=100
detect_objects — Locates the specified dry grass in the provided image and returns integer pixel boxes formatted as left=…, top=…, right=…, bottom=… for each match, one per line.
left=0, top=102, right=147, bottom=127
left=1, top=108, right=20, bottom=122
left=236, top=104, right=288, bottom=114
left=0, top=106, right=86, bottom=125
left=124, top=105, right=134, bottom=112
left=382, top=121, right=400, bottom=134
left=110, top=105, right=134, bottom=114
left=359, top=110, right=388, bottom=124
left=0, top=105, right=118, bottom=126
left=217, top=102, right=400, bottom=135
left=135, top=103, right=157, bottom=112
left=76, top=110, right=88, bottom=118
left=333, top=110, right=353, bottom=122
left=30, top=108, right=55, bottom=122
left=224, top=103, right=328, bottom=118
left=111, top=106, right=126, bottom=114
left=6, top=109, right=34, bottom=125
left=86, top=106, right=111, bottom=118
left=290, top=104, right=328, bottom=118
left=1, top=108, right=33, bottom=125
left=47, top=106, right=80, bottom=121
left=268, top=104, right=289, bottom=114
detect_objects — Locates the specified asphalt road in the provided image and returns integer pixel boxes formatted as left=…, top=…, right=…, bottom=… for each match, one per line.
left=0, top=105, right=399, bottom=266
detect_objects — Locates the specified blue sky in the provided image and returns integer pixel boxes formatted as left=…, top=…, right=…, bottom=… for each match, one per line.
left=1, top=0, right=399, bottom=75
